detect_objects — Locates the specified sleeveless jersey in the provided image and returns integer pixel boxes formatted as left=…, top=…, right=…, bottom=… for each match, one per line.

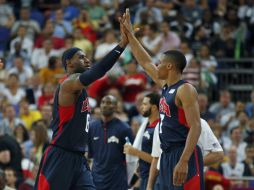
left=159, top=80, right=189, bottom=151
left=50, top=84, right=91, bottom=153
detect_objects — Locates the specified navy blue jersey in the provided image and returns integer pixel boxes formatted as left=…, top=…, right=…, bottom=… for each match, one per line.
left=159, top=80, right=190, bottom=151
left=50, top=82, right=91, bottom=153
left=88, top=118, right=133, bottom=190
left=139, top=119, right=159, bottom=179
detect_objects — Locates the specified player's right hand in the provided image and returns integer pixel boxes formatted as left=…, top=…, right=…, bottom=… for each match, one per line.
left=173, top=160, right=188, bottom=186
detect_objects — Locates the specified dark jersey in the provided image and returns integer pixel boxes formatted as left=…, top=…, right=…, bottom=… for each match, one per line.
left=139, top=119, right=159, bottom=179
left=88, top=118, right=134, bottom=190
left=159, top=80, right=190, bottom=151
left=50, top=82, right=91, bottom=153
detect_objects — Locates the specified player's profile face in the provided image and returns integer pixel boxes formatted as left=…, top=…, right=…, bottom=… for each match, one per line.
left=72, top=51, right=91, bottom=73
left=141, top=97, right=152, bottom=117
left=157, top=56, right=169, bottom=80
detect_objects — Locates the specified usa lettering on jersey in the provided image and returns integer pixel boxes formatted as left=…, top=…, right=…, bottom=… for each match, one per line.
left=81, top=98, right=91, bottom=112
left=159, top=97, right=171, bottom=117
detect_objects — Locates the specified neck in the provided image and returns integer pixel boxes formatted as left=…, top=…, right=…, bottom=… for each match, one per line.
left=166, top=72, right=182, bottom=86
left=102, top=115, right=115, bottom=123
left=148, top=112, right=159, bottom=124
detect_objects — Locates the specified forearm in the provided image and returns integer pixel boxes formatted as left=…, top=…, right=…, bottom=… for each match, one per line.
left=127, top=33, right=153, bottom=69
left=132, top=148, right=153, bottom=163
left=79, top=44, right=125, bottom=86
left=147, top=157, right=159, bottom=189
left=180, top=126, right=201, bottom=163
left=203, top=151, right=224, bottom=166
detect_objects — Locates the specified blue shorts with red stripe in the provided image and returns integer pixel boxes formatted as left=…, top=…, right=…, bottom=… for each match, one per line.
left=33, top=145, right=95, bottom=190
left=158, top=145, right=204, bottom=190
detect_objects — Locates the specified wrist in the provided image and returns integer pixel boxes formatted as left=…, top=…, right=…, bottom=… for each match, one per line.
left=118, top=41, right=127, bottom=49
left=179, top=157, right=189, bottom=164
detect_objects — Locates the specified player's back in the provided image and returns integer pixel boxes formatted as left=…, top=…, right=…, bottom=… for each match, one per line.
left=159, top=80, right=190, bottom=151
left=50, top=84, right=90, bottom=153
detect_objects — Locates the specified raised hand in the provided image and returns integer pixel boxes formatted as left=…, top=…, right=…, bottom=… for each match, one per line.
left=118, top=13, right=128, bottom=47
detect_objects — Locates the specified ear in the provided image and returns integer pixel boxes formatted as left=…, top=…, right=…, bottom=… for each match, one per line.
left=167, top=63, right=172, bottom=69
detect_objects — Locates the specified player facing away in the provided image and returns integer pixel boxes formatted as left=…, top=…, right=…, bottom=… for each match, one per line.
left=33, top=22, right=128, bottom=190
left=120, top=9, right=204, bottom=190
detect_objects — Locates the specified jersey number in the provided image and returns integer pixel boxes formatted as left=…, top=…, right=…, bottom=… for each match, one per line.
left=159, top=114, right=165, bottom=134
left=85, top=114, right=90, bottom=133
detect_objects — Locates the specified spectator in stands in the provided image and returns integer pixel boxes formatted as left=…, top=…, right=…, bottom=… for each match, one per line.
left=244, top=118, right=254, bottom=144
left=39, top=56, right=64, bottom=85
left=30, top=122, right=49, bottom=164
left=8, top=56, right=33, bottom=87
left=19, top=99, right=41, bottom=131
left=6, top=41, right=30, bottom=70
left=218, top=145, right=251, bottom=177
left=37, top=83, right=54, bottom=110
left=72, top=9, right=97, bottom=43
left=59, top=0, right=80, bottom=21
left=2, top=74, right=26, bottom=107
left=117, top=59, right=147, bottom=110
left=0, top=135, right=22, bottom=179
left=199, top=44, right=218, bottom=88
left=85, top=0, right=110, bottom=32
left=51, top=8, right=73, bottom=38
left=31, top=39, right=60, bottom=70
left=141, top=23, right=162, bottom=60
left=13, top=123, right=29, bottom=144
left=159, top=21, right=181, bottom=53
left=1, top=104, right=23, bottom=135
left=245, top=90, right=254, bottom=118
left=220, top=101, right=246, bottom=135
left=0, top=58, right=8, bottom=91
left=11, top=6, right=40, bottom=40
left=4, top=167, right=17, bottom=189
left=0, top=0, right=15, bottom=29
left=244, top=143, right=254, bottom=176
left=179, top=41, right=194, bottom=66
left=26, top=74, right=42, bottom=104
left=182, top=57, right=201, bottom=88
left=181, top=0, right=204, bottom=25
left=209, top=90, right=235, bottom=122
left=134, top=0, right=163, bottom=25
left=73, top=28, right=93, bottom=60
left=196, top=9, right=221, bottom=38
left=223, top=127, right=247, bottom=162
left=34, top=19, right=65, bottom=50
left=198, top=92, right=216, bottom=124
left=10, top=25, right=33, bottom=57
left=170, top=12, right=194, bottom=40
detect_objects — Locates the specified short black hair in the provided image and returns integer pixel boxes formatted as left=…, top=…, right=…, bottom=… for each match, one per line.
left=145, top=93, right=160, bottom=109
left=163, top=50, right=187, bottom=73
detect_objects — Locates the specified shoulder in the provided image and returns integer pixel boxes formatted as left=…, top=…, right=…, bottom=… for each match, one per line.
left=177, top=82, right=198, bottom=100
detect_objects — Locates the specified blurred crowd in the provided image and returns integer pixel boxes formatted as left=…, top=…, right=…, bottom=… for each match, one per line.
left=0, top=0, right=254, bottom=189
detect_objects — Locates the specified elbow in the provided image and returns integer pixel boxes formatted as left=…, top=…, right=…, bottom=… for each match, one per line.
left=215, top=151, right=224, bottom=163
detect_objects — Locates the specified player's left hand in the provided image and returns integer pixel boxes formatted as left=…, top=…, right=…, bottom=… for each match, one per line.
left=123, top=144, right=136, bottom=156
left=173, top=160, right=188, bottom=186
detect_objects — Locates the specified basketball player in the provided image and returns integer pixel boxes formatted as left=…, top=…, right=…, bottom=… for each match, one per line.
left=33, top=20, right=128, bottom=189
left=147, top=118, right=224, bottom=190
left=123, top=93, right=160, bottom=190
left=120, top=9, right=204, bottom=189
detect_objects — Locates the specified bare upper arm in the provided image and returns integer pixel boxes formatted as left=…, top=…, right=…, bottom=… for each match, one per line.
left=176, top=83, right=200, bottom=128
left=59, top=74, right=85, bottom=106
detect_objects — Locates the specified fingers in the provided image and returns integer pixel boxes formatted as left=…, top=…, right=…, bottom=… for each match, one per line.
left=126, top=8, right=130, bottom=22
left=173, top=169, right=187, bottom=186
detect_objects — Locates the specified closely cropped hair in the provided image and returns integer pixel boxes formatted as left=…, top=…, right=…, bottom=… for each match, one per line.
left=145, top=93, right=160, bottom=109
left=163, top=50, right=187, bottom=73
